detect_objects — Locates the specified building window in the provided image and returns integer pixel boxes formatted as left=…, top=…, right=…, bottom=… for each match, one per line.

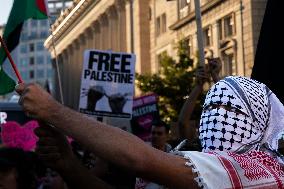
left=29, top=31, right=37, bottom=39
left=218, top=14, right=236, bottom=40
left=20, top=32, right=28, bottom=41
left=156, top=13, right=167, bottom=37
left=222, top=51, right=237, bottom=76
left=40, top=31, right=49, bottom=38
left=29, top=70, right=34, bottom=79
left=36, top=69, right=45, bottom=78
left=203, top=26, right=212, bottom=47
left=47, top=69, right=54, bottom=77
left=46, top=55, right=52, bottom=65
left=30, top=57, right=35, bottom=65
left=36, top=42, right=45, bottom=51
left=36, top=56, right=44, bottom=65
left=161, top=14, right=167, bottom=33
left=40, top=20, right=48, bottom=27
left=20, top=44, right=27, bottom=53
left=21, top=71, right=28, bottom=80
left=181, top=37, right=192, bottom=57
left=156, top=17, right=161, bottom=36
left=179, top=0, right=190, bottom=19
left=20, top=58, right=28, bottom=67
left=30, top=20, right=38, bottom=28
left=29, top=43, right=34, bottom=52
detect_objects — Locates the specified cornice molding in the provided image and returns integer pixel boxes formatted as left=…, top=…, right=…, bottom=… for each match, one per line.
left=169, top=0, right=225, bottom=30
left=45, top=0, right=97, bottom=49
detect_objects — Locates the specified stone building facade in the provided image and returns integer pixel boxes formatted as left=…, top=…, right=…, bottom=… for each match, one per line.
left=45, top=0, right=267, bottom=126
left=150, top=0, right=267, bottom=77
left=45, top=0, right=151, bottom=110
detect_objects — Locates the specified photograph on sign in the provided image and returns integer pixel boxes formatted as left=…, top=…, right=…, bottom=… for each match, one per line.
left=131, top=94, right=160, bottom=141
left=79, top=50, right=136, bottom=119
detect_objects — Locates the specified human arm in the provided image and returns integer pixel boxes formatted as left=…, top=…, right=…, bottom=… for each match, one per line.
left=178, top=67, right=209, bottom=140
left=208, top=58, right=222, bottom=83
left=16, top=84, right=198, bottom=189
left=35, top=124, right=114, bottom=189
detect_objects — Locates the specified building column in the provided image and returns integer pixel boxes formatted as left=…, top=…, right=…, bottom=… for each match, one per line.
left=107, top=6, right=119, bottom=51
left=72, top=39, right=80, bottom=110
left=99, top=14, right=110, bottom=50
left=55, top=54, right=64, bottom=102
left=116, top=0, right=127, bottom=52
left=86, top=27, right=94, bottom=49
left=59, top=50, right=68, bottom=105
left=212, top=21, right=220, bottom=58
left=235, top=8, right=245, bottom=76
left=74, top=34, right=86, bottom=109
left=125, top=0, right=132, bottom=53
left=92, top=21, right=101, bottom=49
left=67, top=45, right=74, bottom=108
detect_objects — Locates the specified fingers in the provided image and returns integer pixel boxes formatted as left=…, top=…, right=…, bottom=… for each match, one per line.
left=208, top=58, right=222, bottom=71
left=195, top=67, right=209, bottom=78
left=15, top=83, right=26, bottom=95
left=16, top=83, right=55, bottom=120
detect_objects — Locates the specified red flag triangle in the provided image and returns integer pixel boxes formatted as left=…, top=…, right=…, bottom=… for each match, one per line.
left=36, top=0, right=48, bottom=15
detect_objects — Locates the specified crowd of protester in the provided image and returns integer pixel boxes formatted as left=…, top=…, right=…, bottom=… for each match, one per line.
left=1, top=58, right=284, bottom=188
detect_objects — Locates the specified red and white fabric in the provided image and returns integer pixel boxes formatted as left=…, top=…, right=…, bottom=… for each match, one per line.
left=181, top=150, right=284, bottom=189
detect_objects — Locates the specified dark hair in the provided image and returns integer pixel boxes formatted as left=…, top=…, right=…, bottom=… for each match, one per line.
left=152, top=120, right=170, bottom=134
left=0, top=148, right=46, bottom=189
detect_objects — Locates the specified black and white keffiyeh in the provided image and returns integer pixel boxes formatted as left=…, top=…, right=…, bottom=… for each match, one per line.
left=199, top=76, right=284, bottom=153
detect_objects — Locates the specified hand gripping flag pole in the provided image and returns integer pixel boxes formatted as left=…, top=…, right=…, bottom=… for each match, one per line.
left=0, top=36, right=23, bottom=84
left=194, top=0, right=205, bottom=67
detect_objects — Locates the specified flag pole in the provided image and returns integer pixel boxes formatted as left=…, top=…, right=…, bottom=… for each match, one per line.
left=47, top=17, right=65, bottom=105
left=194, top=0, right=205, bottom=67
left=0, top=36, right=23, bottom=83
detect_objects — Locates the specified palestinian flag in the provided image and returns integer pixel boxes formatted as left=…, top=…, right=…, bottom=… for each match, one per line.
left=0, top=0, right=48, bottom=95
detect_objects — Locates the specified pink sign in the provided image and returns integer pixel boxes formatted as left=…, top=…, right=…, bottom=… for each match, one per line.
left=1, top=121, right=39, bottom=151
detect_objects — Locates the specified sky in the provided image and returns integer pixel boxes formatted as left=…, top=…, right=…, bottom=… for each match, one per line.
left=0, top=0, right=13, bottom=25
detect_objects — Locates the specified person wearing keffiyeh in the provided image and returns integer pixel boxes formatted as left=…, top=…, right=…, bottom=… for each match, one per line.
left=16, top=68, right=284, bottom=188
left=174, top=76, right=284, bottom=188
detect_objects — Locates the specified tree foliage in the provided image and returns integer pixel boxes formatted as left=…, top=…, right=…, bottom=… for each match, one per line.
left=136, top=43, right=205, bottom=123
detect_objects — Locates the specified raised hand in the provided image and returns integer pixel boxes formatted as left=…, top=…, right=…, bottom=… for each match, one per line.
left=195, top=65, right=210, bottom=86
left=208, top=58, right=222, bottom=83
left=15, top=83, right=61, bottom=121
left=34, top=123, right=75, bottom=172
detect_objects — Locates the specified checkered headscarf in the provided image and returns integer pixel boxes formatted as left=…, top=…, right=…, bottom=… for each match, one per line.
left=199, top=76, right=284, bottom=153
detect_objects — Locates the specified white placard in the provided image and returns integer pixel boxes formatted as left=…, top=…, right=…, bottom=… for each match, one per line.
left=79, top=50, right=136, bottom=119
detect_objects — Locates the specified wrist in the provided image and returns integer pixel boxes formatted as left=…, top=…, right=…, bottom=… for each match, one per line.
left=45, top=99, right=64, bottom=124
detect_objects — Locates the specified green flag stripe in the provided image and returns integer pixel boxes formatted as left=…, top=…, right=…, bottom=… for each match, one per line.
left=0, top=69, right=16, bottom=95
left=0, top=23, right=23, bottom=64
left=0, top=0, right=48, bottom=95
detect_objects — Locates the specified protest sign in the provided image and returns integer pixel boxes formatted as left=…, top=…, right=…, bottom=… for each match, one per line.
left=131, top=94, right=160, bottom=141
left=79, top=50, right=136, bottom=119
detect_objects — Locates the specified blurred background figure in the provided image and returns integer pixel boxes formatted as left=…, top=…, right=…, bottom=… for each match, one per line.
left=151, top=121, right=171, bottom=152
left=0, top=148, right=46, bottom=189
